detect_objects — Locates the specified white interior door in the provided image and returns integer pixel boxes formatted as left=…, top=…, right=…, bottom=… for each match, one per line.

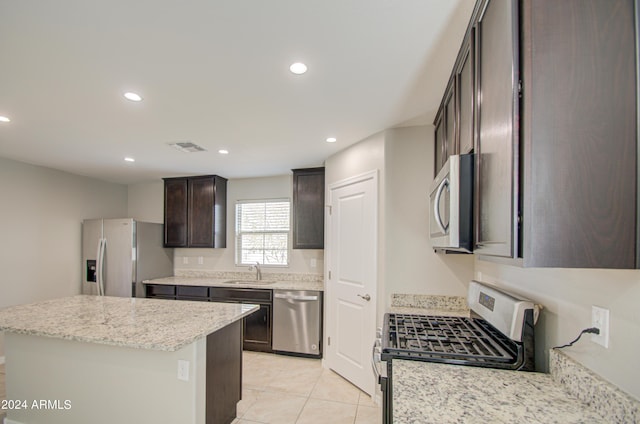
left=326, top=171, right=377, bottom=395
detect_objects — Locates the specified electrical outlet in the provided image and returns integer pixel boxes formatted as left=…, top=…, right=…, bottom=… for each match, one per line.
left=310, top=258, right=317, bottom=268
left=198, top=256, right=204, bottom=265
left=177, top=360, right=190, bottom=381
left=182, top=257, right=188, bottom=265
left=591, top=306, right=610, bottom=348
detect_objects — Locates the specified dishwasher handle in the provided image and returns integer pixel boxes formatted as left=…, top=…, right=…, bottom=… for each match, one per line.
left=274, top=293, right=319, bottom=301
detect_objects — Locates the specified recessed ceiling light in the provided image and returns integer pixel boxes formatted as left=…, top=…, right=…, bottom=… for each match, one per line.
left=0, top=116, right=11, bottom=123
left=218, top=149, right=229, bottom=155
left=289, top=62, right=308, bottom=75
left=326, top=137, right=337, bottom=143
left=123, top=92, right=143, bottom=102
left=124, top=157, right=135, bottom=162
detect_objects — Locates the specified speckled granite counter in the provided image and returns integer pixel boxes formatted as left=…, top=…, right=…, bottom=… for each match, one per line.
left=392, top=361, right=602, bottom=423
left=388, top=293, right=470, bottom=316
left=145, top=275, right=324, bottom=291
left=0, top=295, right=259, bottom=351
left=392, top=349, right=639, bottom=423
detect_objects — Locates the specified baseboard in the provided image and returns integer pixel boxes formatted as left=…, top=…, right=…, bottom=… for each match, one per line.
left=4, top=418, right=24, bottom=424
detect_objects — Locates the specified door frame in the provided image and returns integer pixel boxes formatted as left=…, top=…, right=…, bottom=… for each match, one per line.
left=324, top=169, right=378, bottom=395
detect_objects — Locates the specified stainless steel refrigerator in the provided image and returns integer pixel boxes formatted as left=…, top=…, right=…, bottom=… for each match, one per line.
left=81, top=219, right=173, bottom=298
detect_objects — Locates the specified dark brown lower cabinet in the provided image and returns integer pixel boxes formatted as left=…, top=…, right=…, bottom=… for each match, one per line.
left=206, top=320, right=242, bottom=424
left=176, top=285, right=210, bottom=301
left=242, top=303, right=272, bottom=352
left=145, top=284, right=274, bottom=352
left=210, top=287, right=273, bottom=353
left=144, top=284, right=176, bottom=300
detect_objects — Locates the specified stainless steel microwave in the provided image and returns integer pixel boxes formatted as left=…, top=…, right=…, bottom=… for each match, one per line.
left=429, top=154, right=474, bottom=252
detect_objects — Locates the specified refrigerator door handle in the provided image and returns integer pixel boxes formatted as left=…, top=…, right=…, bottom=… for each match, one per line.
left=97, top=238, right=106, bottom=296
left=95, top=239, right=102, bottom=295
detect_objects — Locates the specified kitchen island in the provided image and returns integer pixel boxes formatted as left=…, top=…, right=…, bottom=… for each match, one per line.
left=0, top=295, right=258, bottom=424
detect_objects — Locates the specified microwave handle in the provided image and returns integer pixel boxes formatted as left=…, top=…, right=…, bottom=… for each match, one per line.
left=433, top=177, right=449, bottom=234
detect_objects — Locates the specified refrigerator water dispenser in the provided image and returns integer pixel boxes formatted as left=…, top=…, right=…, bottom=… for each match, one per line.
left=86, top=260, right=97, bottom=282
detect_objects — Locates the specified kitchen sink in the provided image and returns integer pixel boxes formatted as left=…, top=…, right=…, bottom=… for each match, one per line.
left=223, top=280, right=277, bottom=285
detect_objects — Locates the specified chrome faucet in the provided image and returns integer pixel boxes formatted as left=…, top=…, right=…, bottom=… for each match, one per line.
left=249, top=262, right=262, bottom=280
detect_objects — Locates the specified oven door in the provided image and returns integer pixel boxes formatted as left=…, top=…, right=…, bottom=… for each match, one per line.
left=373, top=338, right=392, bottom=424
left=429, top=154, right=474, bottom=252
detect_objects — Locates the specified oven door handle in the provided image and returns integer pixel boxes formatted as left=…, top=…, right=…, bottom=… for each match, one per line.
left=371, top=340, right=381, bottom=381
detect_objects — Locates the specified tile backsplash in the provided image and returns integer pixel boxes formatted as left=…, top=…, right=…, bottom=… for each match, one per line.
left=175, top=268, right=323, bottom=283
left=550, top=349, right=639, bottom=423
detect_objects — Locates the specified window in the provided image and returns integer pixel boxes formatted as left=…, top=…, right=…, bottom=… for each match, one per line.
left=236, top=199, right=290, bottom=266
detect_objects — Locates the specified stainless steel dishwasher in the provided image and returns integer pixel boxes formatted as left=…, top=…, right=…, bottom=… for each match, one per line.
left=272, top=290, right=322, bottom=358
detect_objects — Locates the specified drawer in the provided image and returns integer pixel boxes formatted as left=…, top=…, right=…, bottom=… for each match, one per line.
left=145, top=284, right=176, bottom=297
left=178, top=296, right=210, bottom=302
left=209, top=287, right=272, bottom=303
left=176, top=285, right=209, bottom=298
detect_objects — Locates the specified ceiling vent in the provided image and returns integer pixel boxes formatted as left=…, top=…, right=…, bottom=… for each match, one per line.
left=168, top=142, right=207, bottom=153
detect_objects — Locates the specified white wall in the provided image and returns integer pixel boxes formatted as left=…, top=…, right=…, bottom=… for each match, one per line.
left=324, top=127, right=475, bottom=323
left=172, top=175, right=324, bottom=275
left=0, top=157, right=127, bottom=356
left=325, top=132, right=387, bottom=322
left=475, top=258, right=640, bottom=400
left=127, top=181, right=164, bottom=223
left=384, top=126, right=472, bottom=304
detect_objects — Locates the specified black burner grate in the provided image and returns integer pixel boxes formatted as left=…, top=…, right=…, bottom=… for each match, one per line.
left=382, top=314, right=521, bottom=367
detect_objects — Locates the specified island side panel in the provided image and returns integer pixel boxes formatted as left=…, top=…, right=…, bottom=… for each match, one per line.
left=206, top=319, right=242, bottom=424
left=4, top=332, right=205, bottom=424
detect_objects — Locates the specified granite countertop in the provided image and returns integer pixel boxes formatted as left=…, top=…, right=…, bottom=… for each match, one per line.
left=144, top=276, right=324, bottom=292
left=387, top=306, right=470, bottom=317
left=388, top=293, right=470, bottom=317
left=0, top=295, right=259, bottom=352
left=392, top=353, right=614, bottom=424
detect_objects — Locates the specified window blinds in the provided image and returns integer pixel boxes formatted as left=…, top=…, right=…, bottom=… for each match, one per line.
left=235, top=200, right=290, bottom=266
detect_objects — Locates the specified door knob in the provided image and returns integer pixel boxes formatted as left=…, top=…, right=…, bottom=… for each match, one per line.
left=358, top=294, right=371, bottom=301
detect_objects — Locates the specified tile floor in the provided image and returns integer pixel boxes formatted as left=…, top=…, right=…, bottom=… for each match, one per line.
left=235, top=351, right=381, bottom=424
left=0, top=354, right=381, bottom=424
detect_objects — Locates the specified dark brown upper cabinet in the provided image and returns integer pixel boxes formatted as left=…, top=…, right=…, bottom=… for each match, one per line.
left=474, top=0, right=519, bottom=259
left=292, top=167, right=325, bottom=249
left=163, top=175, right=227, bottom=248
left=456, top=33, right=474, bottom=156
left=517, top=0, right=637, bottom=268
left=433, top=32, right=475, bottom=178
left=435, top=0, right=638, bottom=268
left=434, top=110, right=446, bottom=176
left=434, top=82, right=456, bottom=177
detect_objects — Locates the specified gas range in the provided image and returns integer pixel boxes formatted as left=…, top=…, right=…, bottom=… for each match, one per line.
left=376, top=281, right=539, bottom=424
left=381, top=281, right=537, bottom=370
left=382, top=314, right=525, bottom=368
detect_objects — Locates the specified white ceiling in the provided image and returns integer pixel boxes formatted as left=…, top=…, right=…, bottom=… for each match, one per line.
left=0, top=0, right=473, bottom=184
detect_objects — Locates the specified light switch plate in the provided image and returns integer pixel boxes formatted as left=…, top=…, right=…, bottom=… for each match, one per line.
left=591, top=306, right=610, bottom=348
